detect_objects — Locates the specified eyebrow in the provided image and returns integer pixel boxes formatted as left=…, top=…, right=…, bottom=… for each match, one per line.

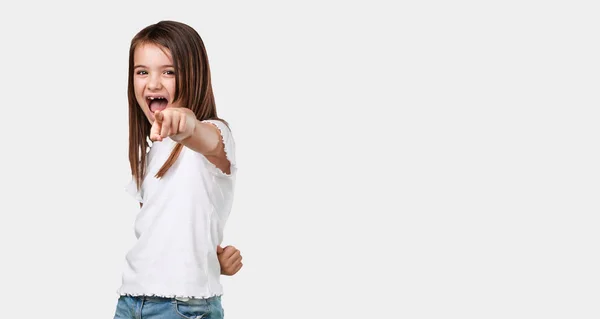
left=133, top=64, right=175, bottom=69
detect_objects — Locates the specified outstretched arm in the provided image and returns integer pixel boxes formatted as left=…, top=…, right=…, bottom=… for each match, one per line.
left=150, top=108, right=231, bottom=174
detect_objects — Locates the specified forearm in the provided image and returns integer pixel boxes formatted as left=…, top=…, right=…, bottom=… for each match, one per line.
left=178, top=120, right=222, bottom=156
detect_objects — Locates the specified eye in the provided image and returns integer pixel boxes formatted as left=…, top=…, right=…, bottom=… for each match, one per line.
left=164, top=70, right=176, bottom=75
left=136, top=70, right=148, bottom=75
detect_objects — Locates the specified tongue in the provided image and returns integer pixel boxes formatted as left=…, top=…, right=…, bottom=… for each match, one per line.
left=150, top=99, right=168, bottom=112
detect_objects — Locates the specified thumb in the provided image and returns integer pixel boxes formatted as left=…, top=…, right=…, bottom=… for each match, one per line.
left=216, top=245, right=224, bottom=254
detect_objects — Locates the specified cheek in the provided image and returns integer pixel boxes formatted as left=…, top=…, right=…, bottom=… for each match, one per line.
left=133, top=81, right=146, bottom=103
left=133, top=80, right=144, bottom=93
left=166, top=79, right=177, bottom=96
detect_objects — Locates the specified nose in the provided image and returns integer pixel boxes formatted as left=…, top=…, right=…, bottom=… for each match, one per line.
left=148, top=74, right=162, bottom=90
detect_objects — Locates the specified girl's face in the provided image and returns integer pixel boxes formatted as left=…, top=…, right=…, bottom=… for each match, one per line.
left=133, top=43, right=177, bottom=123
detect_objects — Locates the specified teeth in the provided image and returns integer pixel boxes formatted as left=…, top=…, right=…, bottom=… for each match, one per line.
left=147, top=97, right=165, bottom=100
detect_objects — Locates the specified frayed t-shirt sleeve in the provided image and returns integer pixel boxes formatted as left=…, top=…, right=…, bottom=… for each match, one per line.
left=201, top=119, right=237, bottom=176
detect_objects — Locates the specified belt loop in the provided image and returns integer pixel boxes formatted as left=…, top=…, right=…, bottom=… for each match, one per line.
left=137, top=296, right=145, bottom=319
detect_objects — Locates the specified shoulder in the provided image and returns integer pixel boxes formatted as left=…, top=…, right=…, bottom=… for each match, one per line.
left=201, top=119, right=233, bottom=136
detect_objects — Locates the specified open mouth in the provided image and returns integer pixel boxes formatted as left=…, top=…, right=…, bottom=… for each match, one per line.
left=146, top=96, right=168, bottom=113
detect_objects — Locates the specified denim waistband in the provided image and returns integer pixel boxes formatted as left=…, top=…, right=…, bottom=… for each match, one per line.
left=124, top=294, right=221, bottom=304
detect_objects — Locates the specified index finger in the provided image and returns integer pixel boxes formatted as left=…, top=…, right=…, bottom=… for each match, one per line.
left=154, top=110, right=163, bottom=123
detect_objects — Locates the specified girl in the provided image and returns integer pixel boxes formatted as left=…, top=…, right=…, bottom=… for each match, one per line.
left=113, top=20, right=241, bottom=319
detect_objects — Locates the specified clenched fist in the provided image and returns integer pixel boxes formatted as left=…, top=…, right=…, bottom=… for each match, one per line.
left=150, top=107, right=197, bottom=142
left=217, top=245, right=243, bottom=276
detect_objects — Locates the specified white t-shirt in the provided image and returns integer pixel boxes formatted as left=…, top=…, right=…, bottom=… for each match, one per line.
left=117, top=119, right=236, bottom=299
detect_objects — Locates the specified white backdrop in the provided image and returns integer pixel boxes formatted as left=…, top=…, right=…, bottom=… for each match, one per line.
left=0, top=1, right=598, bottom=318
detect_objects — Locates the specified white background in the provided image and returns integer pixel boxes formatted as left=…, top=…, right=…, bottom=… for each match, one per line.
left=0, top=1, right=598, bottom=318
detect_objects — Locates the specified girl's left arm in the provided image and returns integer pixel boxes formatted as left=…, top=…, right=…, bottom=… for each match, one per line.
left=150, top=108, right=231, bottom=173
left=179, top=120, right=225, bottom=157
left=179, top=120, right=231, bottom=174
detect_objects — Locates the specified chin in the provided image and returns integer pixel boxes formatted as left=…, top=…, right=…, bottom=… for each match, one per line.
left=145, top=112, right=155, bottom=124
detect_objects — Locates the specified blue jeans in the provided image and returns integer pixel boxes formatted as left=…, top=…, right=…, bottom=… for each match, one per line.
left=113, top=295, right=224, bottom=319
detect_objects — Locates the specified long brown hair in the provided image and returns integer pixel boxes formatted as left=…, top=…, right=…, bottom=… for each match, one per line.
left=127, top=20, right=224, bottom=188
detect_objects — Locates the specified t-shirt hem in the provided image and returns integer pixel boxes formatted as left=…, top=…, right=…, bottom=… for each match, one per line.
left=117, top=290, right=223, bottom=300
